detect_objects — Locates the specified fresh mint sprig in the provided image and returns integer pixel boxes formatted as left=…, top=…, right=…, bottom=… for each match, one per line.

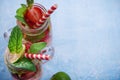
left=29, top=42, right=47, bottom=54
left=16, top=4, right=27, bottom=17
left=15, top=4, right=27, bottom=25
left=8, top=26, right=23, bottom=54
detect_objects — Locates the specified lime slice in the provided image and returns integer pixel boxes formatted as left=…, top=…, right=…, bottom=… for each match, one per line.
left=9, top=45, right=25, bottom=63
left=51, top=72, right=71, bottom=80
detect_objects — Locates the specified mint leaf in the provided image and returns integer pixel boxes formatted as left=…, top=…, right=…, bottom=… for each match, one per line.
left=29, top=42, right=47, bottom=53
left=15, top=15, right=27, bottom=25
left=13, top=57, right=36, bottom=71
left=8, top=26, right=23, bottom=54
left=16, top=5, right=27, bottom=17
left=15, top=4, right=27, bottom=25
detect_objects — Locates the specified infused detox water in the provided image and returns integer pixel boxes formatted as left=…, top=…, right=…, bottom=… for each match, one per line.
left=4, top=0, right=57, bottom=80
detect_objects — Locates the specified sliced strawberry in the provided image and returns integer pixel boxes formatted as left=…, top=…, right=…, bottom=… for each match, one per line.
left=21, top=71, right=36, bottom=79
left=24, top=6, right=43, bottom=29
left=20, top=64, right=41, bottom=80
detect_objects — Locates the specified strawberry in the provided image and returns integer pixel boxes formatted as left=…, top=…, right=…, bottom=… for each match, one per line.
left=25, top=42, right=32, bottom=52
left=21, top=64, right=41, bottom=80
left=24, top=6, right=43, bottom=29
left=21, top=71, right=36, bottom=79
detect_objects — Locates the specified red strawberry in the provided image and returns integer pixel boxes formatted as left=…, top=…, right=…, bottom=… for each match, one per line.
left=21, top=64, right=41, bottom=80
left=21, top=71, right=36, bottom=79
left=24, top=6, right=43, bottom=29
left=25, top=42, right=32, bottom=52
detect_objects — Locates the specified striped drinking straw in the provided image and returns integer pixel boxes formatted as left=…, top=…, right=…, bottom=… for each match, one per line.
left=24, top=53, right=51, bottom=60
left=35, top=4, right=58, bottom=27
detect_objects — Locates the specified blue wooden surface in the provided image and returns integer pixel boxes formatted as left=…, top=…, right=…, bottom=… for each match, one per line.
left=0, top=0, right=120, bottom=80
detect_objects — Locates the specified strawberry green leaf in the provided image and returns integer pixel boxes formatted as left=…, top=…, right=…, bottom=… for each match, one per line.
left=13, top=57, right=36, bottom=71
left=8, top=26, right=23, bottom=54
left=27, top=0, right=34, bottom=7
left=29, top=42, right=47, bottom=54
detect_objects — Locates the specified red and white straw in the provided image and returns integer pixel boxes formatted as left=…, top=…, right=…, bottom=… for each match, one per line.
left=24, top=53, right=51, bottom=60
left=36, top=4, right=58, bottom=27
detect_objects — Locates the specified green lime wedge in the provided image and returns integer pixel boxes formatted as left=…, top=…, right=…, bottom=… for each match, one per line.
left=9, top=45, right=25, bottom=63
left=51, top=72, right=71, bottom=80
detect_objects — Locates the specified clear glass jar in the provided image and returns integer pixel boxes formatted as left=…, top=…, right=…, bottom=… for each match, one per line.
left=17, top=3, right=52, bottom=45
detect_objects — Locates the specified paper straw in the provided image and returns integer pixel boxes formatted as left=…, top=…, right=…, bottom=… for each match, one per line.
left=24, top=53, right=51, bottom=60
left=36, top=4, right=57, bottom=27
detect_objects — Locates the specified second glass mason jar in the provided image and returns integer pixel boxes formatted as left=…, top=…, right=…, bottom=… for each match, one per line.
left=17, top=3, right=52, bottom=46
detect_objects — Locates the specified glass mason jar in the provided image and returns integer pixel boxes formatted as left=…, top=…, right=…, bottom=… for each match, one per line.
left=4, top=48, right=42, bottom=80
left=17, top=3, right=54, bottom=58
left=17, top=3, right=52, bottom=45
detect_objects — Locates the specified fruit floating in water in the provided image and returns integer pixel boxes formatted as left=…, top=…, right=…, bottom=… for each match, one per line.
left=24, top=5, right=43, bottom=29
